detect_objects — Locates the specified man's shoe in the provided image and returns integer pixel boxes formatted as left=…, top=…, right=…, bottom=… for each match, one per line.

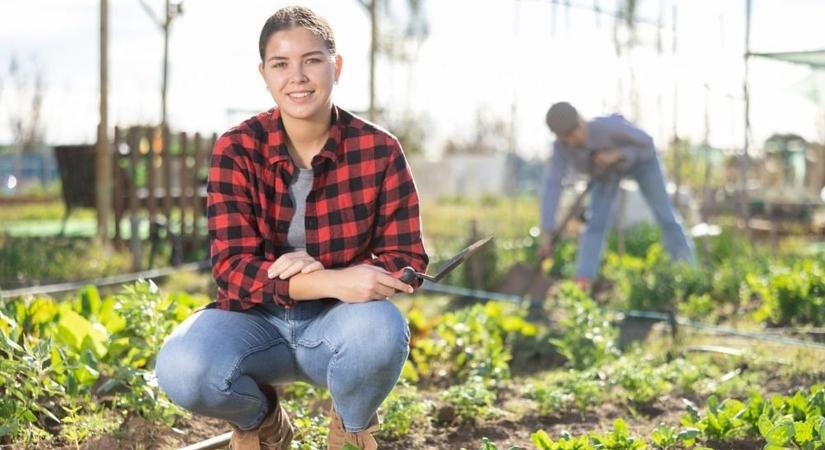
left=575, top=276, right=591, bottom=293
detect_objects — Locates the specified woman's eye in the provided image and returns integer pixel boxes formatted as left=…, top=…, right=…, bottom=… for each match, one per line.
left=272, top=62, right=287, bottom=69
left=305, top=58, right=321, bottom=65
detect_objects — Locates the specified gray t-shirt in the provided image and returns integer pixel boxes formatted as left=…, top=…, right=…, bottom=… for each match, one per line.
left=286, top=168, right=313, bottom=251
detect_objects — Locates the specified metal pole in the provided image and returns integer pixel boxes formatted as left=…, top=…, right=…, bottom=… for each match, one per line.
left=741, top=0, right=752, bottom=233
left=671, top=4, right=681, bottom=210
left=161, top=0, right=170, bottom=129
left=369, top=0, right=377, bottom=121
left=702, top=83, right=712, bottom=220
left=96, top=0, right=112, bottom=242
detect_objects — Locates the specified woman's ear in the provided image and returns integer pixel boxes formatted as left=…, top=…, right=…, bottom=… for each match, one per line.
left=334, top=54, right=343, bottom=83
left=258, top=62, right=269, bottom=91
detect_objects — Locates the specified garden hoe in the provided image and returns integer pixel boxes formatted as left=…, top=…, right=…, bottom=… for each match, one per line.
left=394, top=236, right=494, bottom=285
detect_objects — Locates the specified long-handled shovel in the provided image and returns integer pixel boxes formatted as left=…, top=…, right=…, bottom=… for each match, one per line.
left=518, top=181, right=594, bottom=299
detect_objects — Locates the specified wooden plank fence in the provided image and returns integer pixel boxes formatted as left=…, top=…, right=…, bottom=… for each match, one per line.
left=55, top=126, right=216, bottom=270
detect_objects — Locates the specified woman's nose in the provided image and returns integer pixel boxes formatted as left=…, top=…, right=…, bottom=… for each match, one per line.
left=289, top=65, right=308, bottom=83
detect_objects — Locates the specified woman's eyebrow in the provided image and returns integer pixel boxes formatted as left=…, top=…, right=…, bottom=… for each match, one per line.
left=267, top=50, right=325, bottom=62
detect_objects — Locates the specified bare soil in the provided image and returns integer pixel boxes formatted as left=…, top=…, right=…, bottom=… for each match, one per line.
left=36, top=369, right=821, bottom=450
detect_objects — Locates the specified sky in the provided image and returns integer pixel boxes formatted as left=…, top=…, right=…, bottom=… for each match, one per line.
left=1, top=0, right=824, bottom=159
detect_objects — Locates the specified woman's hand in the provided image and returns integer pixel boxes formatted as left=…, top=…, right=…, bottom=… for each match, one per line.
left=327, top=264, right=414, bottom=303
left=267, top=251, right=324, bottom=280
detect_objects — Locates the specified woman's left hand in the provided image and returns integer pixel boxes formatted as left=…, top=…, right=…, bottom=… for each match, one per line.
left=267, top=251, right=324, bottom=280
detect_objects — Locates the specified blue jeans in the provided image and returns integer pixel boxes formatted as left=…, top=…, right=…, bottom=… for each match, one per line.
left=155, top=299, right=410, bottom=432
left=575, top=156, right=695, bottom=279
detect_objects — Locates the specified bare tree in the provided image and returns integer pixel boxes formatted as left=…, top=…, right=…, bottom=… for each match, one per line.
left=137, top=0, right=183, bottom=130
left=612, top=0, right=639, bottom=55
left=383, top=110, right=431, bottom=156
left=376, top=0, right=429, bottom=63
left=443, top=108, right=512, bottom=156
left=7, top=56, right=46, bottom=155
left=355, top=0, right=430, bottom=119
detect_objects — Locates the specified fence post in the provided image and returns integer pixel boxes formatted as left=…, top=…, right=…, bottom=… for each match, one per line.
left=127, top=127, right=142, bottom=271
left=113, top=127, right=123, bottom=245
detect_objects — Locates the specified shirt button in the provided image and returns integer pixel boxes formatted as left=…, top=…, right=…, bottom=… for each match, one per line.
left=306, top=217, right=316, bottom=227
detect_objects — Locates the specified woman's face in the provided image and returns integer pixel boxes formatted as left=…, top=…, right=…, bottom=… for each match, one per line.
left=259, top=26, right=342, bottom=123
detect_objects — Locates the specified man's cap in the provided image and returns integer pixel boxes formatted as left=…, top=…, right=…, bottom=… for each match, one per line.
left=545, top=102, right=580, bottom=136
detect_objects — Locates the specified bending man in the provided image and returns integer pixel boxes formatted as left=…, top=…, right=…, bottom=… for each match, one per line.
left=538, top=101, right=695, bottom=289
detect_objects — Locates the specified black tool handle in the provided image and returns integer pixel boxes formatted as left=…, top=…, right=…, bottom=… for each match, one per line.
left=393, top=266, right=418, bottom=284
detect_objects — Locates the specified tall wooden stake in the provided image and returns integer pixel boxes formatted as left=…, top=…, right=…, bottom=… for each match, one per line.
left=96, top=0, right=111, bottom=242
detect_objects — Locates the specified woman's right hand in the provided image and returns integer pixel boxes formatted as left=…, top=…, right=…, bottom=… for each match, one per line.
left=267, top=251, right=324, bottom=280
left=328, top=264, right=414, bottom=303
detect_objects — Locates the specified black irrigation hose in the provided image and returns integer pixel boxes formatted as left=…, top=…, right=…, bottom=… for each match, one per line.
left=623, top=309, right=825, bottom=351
left=418, top=281, right=825, bottom=351
left=4, top=264, right=825, bottom=351
left=0, top=260, right=211, bottom=300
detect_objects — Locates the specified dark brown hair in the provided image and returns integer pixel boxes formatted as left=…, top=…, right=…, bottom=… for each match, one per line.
left=258, top=6, right=336, bottom=61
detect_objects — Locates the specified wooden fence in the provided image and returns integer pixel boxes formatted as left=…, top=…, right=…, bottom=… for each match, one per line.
left=55, top=126, right=216, bottom=269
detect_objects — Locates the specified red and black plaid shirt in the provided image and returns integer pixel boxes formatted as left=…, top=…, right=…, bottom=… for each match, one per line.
left=207, top=105, right=429, bottom=311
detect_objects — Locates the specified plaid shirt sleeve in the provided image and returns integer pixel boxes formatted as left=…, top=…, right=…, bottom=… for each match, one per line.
left=207, top=132, right=291, bottom=308
left=360, top=139, right=429, bottom=286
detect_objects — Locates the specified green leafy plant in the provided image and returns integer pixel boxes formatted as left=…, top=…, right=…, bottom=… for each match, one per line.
left=0, top=281, right=208, bottom=445
left=0, top=333, right=65, bottom=444
left=532, top=420, right=647, bottom=450
left=607, top=223, right=662, bottom=258
left=59, top=404, right=122, bottom=449
left=440, top=376, right=497, bottom=423
left=649, top=424, right=698, bottom=449
left=549, top=282, right=618, bottom=369
left=681, top=395, right=747, bottom=441
left=750, top=259, right=825, bottom=326
left=603, top=244, right=709, bottom=314
left=677, top=293, right=716, bottom=321
left=610, top=356, right=671, bottom=406
left=590, top=419, right=647, bottom=450
left=754, top=412, right=825, bottom=450
left=526, top=370, right=606, bottom=415
left=377, top=384, right=430, bottom=440
left=532, top=430, right=593, bottom=450
left=748, top=385, right=825, bottom=449
left=283, top=398, right=329, bottom=450
left=410, top=302, right=537, bottom=382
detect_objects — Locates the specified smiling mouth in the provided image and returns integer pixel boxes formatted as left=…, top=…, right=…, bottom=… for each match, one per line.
left=287, top=91, right=314, bottom=100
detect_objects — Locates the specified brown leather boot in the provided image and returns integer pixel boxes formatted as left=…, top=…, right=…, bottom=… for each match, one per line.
left=230, top=385, right=293, bottom=450
left=327, top=405, right=380, bottom=450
